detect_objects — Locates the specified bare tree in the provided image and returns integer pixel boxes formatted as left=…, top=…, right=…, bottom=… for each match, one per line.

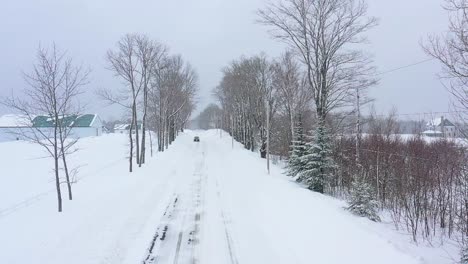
left=149, top=54, right=198, bottom=151
left=272, top=51, right=312, bottom=145
left=135, top=35, right=168, bottom=165
left=3, top=44, right=89, bottom=212
left=214, top=54, right=277, bottom=163
left=258, top=0, right=377, bottom=127
left=99, top=34, right=166, bottom=172
left=258, top=0, right=377, bottom=192
left=423, top=0, right=467, bottom=137
left=103, top=34, right=144, bottom=172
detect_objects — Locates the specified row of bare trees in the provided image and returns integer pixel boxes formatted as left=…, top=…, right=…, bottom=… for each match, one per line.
left=215, top=0, right=376, bottom=182
left=214, top=53, right=314, bottom=171
left=100, top=33, right=197, bottom=172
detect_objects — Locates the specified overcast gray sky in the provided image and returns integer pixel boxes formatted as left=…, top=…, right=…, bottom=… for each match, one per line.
left=0, top=0, right=452, bottom=121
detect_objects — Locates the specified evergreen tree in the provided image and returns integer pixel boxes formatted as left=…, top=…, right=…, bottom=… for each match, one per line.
left=298, top=123, right=335, bottom=193
left=286, top=117, right=307, bottom=178
left=347, top=176, right=381, bottom=222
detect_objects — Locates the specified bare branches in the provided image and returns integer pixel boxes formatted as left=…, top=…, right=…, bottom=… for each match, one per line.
left=103, top=34, right=197, bottom=164
left=258, top=0, right=377, bottom=123
left=149, top=53, right=198, bottom=151
left=423, top=0, right=468, bottom=127
left=2, top=43, right=89, bottom=212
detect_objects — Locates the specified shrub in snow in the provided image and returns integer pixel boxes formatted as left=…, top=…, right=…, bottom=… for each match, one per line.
left=347, top=176, right=381, bottom=222
left=286, top=118, right=307, bottom=178
left=461, top=244, right=468, bottom=264
left=298, top=124, right=335, bottom=193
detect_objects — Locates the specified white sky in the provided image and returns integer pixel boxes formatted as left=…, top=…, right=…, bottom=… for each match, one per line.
left=0, top=0, right=452, bottom=120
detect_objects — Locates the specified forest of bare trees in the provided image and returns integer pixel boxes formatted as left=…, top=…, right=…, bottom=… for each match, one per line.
left=211, top=0, right=468, bottom=261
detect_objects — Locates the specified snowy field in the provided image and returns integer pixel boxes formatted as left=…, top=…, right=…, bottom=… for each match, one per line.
left=0, top=130, right=458, bottom=264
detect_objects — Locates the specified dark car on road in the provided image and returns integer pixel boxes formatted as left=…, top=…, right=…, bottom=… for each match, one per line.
left=194, top=136, right=200, bottom=142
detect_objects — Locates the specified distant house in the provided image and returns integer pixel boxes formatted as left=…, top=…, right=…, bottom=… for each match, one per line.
left=0, top=114, right=103, bottom=142
left=114, top=122, right=142, bottom=134
left=0, top=114, right=31, bottom=142
left=423, top=116, right=457, bottom=138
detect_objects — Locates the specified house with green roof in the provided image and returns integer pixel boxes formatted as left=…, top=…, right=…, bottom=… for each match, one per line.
left=0, top=114, right=103, bottom=142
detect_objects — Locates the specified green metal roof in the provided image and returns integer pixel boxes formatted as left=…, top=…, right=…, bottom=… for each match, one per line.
left=73, top=114, right=96, bottom=127
left=32, top=114, right=96, bottom=127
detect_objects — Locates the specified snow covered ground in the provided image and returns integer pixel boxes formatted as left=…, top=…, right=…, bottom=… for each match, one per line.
left=0, top=130, right=458, bottom=263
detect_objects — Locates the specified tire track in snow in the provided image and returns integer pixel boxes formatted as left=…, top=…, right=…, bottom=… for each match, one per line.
left=143, top=141, right=206, bottom=264
left=142, top=194, right=179, bottom=264
left=188, top=149, right=206, bottom=264
left=215, top=177, right=240, bottom=264
left=173, top=147, right=206, bottom=264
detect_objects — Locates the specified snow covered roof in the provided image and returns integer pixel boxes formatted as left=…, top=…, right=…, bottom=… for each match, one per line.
left=426, top=117, right=454, bottom=127
left=0, top=114, right=32, bottom=127
left=0, top=114, right=100, bottom=128
left=114, top=122, right=143, bottom=130
left=114, top=124, right=130, bottom=130
left=422, top=130, right=443, bottom=134
left=32, top=114, right=99, bottom=128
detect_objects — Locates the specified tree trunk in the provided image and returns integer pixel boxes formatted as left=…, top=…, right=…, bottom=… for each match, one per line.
left=260, top=141, right=267, bottom=158
left=58, top=122, right=73, bottom=201
left=134, top=103, right=140, bottom=166
left=53, top=125, right=62, bottom=212
left=149, top=127, right=153, bottom=157
left=266, top=101, right=271, bottom=174
left=129, top=115, right=134, bottom=173
left=356, top=87, right=361, bottom=166
left=140, top=86, right=148, bottom=165
left=61, top=145, right=73, bottom=200
left=140, top=122, right=146, bottom=166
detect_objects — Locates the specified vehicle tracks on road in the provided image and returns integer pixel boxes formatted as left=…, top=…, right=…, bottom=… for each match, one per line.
left=214, top=177, right=240, bottom=264
left=142, top=145, right=206, bottom=264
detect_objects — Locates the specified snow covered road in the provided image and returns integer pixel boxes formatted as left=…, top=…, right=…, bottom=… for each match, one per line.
left=136, top=130, right=420, bottom=264
left=0, top=130, right=427, bottom=263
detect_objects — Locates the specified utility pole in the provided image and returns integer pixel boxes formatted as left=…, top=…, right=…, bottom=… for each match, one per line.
left=441, top=116, right=445, bottom=138
left=231, top=116, right=234, bottom=149
left=266, top=100, right=271, bottom=174
left=376, top=148, right=380, bottom=201
left=355, top=86, right=361, bottom=166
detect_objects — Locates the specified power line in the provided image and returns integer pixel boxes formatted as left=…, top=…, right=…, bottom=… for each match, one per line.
left=343, top=144, right=461, bottom=164
left=370, top=110, right=468, bottom=118
left=376, top=58, right=435, bottom=76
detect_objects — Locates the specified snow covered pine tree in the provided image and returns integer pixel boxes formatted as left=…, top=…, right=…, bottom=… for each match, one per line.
left=347, top=176, right=381, bottom=222
left=286, top=117, right=307, bottom=178
left=298, top=124, right=334, bottom=193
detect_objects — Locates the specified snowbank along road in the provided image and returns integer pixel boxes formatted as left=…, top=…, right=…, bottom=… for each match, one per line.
left=0, top=130, right=431, bottom=263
